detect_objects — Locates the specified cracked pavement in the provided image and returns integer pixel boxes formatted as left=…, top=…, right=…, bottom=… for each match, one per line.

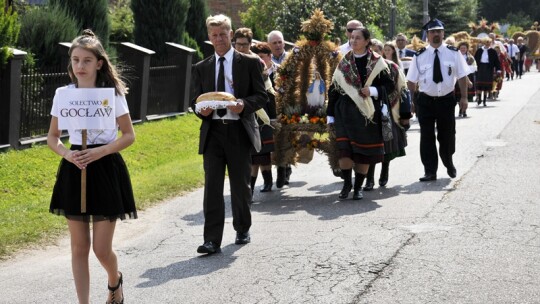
left=1, top=73, right=539, bottom=303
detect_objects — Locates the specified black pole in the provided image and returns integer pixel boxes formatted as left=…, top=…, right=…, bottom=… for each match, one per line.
left=390, top=0, right=396, bottom=38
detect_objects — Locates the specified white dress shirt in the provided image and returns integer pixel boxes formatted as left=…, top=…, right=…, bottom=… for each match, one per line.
left=212, top=47, right=240, bottom=120
left=507, top=43, right=519, bottom=59
left=398, top=48, right=411, bottom=70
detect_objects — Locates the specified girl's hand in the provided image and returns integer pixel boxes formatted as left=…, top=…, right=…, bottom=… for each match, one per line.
left=71, top=148, right=104, bottom=170
left=63, top=150, right=84, bottom=170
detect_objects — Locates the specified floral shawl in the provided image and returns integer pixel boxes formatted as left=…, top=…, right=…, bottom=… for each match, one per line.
left=331, top=49, right=388, bottom=120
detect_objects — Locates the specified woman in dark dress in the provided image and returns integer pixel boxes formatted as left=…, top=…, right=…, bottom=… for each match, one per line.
left=327, top=28, right=395, bottom=200
left=248, top=42, right=278, bottom=194
left=362, top=42, right=411, bottom=191
left=454, top=41, right=476, bottom=117
left=474, top=39, right=501, bottom=106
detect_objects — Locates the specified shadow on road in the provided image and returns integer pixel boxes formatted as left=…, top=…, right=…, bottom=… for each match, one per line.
left=251, top=182, right=381, bottom=220
left=136, top=244, right=244, bottom=288
left=179, top=177, right=452, bottom=227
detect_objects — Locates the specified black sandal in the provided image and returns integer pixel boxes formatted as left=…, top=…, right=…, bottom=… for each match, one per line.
left=106, top=272, right=124, bottom=304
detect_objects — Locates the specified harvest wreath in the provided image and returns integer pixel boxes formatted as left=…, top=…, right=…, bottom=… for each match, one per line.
left=272, top=9, right=341, bottom=170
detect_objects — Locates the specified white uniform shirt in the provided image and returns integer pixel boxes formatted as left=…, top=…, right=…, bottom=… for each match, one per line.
left=50, top=84, right=130, bottom=145
left=407, top=43, right=469, bottom=97
left=212, top=47, right=240, bottom=120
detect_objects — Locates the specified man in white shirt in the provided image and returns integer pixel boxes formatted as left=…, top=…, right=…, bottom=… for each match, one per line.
left=267, top=30, right=288, bottom=65
left=506, top=38, right=519, bottom=80
left=191, top=14, right=267, bottom=255
left=406, top=19, right=469, bottom=182
left=395, top=33, right=416, bottom=74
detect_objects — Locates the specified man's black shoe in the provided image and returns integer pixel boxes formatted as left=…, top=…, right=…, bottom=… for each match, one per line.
left=419, top=174, right=437, bottom=182
left=447, top=166, right=457, bottom=178
left=235, top=232, right=251, bottom=245
left=197, top=241, right=221, bottom=254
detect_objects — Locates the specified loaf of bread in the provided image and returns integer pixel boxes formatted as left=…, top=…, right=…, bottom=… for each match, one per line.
left=196, top=92, right=236, bottom=103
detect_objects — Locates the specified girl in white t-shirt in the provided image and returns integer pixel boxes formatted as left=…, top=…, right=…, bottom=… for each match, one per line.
left=47, top=29, right=135, bottom=304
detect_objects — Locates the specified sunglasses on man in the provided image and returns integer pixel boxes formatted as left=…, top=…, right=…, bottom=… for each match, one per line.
left=347, top=28, right=358, bottom=33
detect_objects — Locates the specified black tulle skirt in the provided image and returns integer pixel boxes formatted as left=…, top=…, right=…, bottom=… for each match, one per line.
left=49, top=145, right=137, bottom=222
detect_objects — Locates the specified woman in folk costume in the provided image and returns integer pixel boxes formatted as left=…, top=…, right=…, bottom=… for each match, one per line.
left=454, top=41, right=477, bottom=117
left=327, top=27, right=395, bottom=200
left=474, top=38, right=501, bottom=106
left=492, top=45, right=509, bottom=100
left=362, top=42, right=411, bottom=191
left=250, top=42, right=278, bottom=194
left=232, top=38, right=276, bottom=195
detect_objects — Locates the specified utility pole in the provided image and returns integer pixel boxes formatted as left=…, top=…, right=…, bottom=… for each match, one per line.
left=390, top=0, right=396, bottom=38
left=423, top=0, right=429, bottom=24
left=422, top=0, right=429, bottom=41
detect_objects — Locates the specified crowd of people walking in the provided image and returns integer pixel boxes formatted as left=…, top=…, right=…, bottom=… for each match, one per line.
left=188, top=14, right=535, bottom=256
left=45, top=11, right=536, bottom=303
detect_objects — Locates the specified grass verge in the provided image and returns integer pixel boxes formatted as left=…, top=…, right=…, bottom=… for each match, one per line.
left=0, top=114, right=204, bottom=259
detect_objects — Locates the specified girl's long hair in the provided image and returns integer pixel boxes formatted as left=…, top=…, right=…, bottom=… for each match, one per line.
left=68, top=29, right=127, bottom=95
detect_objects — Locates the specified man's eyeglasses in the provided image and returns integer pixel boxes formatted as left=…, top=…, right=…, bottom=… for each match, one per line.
left=346, top=28, right=357, bottom=33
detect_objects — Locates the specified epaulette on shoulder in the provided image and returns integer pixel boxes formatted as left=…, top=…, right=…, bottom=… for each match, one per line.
left=415, top=47, right=426, bottom=56
left=447, top=45, right=458, bottom=51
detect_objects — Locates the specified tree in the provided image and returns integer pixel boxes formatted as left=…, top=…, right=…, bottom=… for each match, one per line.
left=240, top=0, right=396, bottom=42
left=110, top=0, right=134, bottom=43
left=49, top=0, right=110, bottom=48
left=131, top=0, right=189, bottom=56
left=478, top=0, right=540, bottom=25
left=501, top=11, right=533, bottom=30
left=0, top=0, right=20, bottom=68
left=406, top=0, right=477, bottom=37
left=185, top=0, right=209, bottom=47
left=17, top=4, right=79, bottom=67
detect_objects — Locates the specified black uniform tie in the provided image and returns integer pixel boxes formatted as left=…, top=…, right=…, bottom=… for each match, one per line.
left=433, top=49, right=443, bottom=83
left=217, top=57, right=226, bottom=117
left=399, top=50, right=403, bottom=58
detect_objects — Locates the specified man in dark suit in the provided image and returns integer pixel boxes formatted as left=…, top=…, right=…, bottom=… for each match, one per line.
left=395, top=33, right=416, bottom=75
left=191, top=14, right=267, bottom=255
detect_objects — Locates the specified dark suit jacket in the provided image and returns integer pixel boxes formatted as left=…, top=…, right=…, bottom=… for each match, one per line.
left=191, top=50, right=268, bottom=154
left=399, top=48, right=416, bottom=58
left=474, top=48, right=501, bottom=71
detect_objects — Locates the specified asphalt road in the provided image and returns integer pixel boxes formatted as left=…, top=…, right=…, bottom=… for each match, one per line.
left=1, top=71, right=539, bottom=304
